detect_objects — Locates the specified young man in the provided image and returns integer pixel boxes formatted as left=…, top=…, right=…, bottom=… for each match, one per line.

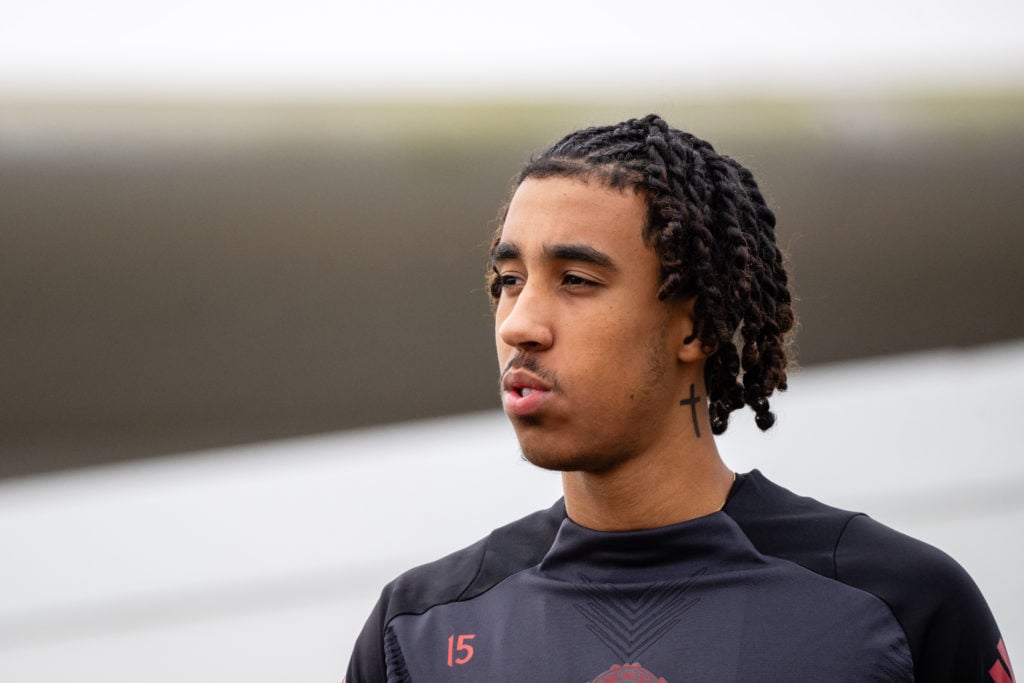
left=346, top=115, right=1009, bottom=682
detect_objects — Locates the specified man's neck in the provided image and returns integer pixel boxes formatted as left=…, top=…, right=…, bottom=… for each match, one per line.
left=560, top=438, right=734, bottom=532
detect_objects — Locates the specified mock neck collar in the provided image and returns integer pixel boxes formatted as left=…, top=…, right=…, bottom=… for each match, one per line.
left=538, top=509, right=766, bottom=583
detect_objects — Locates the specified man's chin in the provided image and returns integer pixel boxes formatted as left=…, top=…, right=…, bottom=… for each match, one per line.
left=518, top=443, right=626, bottom=475
left=519, top=449, right=571, bottom=472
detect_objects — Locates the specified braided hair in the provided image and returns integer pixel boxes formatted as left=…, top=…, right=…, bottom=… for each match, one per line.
left=488, top=114, right=795, bottom=434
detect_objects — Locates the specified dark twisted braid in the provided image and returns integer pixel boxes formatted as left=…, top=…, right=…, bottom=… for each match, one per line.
left=488, top=114, right=795, bottom=434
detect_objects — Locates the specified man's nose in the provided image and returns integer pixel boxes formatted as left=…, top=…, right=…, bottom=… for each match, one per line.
left=496, top=283, right=554, bottom=352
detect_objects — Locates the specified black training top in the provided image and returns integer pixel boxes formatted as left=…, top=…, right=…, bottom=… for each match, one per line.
left=345, top=470, right=1010, bottom=682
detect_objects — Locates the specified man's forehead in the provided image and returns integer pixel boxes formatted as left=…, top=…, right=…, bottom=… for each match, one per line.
left=498, top=176, right=649, bottom=256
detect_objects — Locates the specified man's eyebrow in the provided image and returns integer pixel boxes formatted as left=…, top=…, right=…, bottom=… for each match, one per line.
left=491, top=242, right=520, bottom=264
left=491, top=241, right=619, bottom=272
left=544, top=243, right=618, bottom=271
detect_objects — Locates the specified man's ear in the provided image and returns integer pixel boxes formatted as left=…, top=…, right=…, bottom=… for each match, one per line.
left=676, top=297, right=708, bottom=364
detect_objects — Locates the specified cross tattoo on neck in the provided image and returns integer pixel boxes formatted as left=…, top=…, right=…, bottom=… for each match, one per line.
left=679, top=384, right=702, bottom=438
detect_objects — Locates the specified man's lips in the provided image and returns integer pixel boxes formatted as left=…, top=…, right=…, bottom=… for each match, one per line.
left=501, top=368, right=552, bottom=393
left=501, top=369, right=553, bottom=416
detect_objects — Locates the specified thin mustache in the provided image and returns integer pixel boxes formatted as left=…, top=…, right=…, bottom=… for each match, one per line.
left=501, top=354, right=556, bottom=387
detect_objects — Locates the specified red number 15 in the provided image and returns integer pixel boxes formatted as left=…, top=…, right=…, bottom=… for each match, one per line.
left=447, top=634, right=475, bottom=666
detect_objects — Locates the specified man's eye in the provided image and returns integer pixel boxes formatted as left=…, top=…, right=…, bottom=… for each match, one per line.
left=490, top=270, right=523, bottom=299
left=490, top=266, right=521, bottom=293
left=563, top=274, right=595, bottom=287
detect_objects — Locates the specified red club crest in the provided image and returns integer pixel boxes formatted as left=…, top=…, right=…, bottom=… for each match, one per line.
left=589, top=662, right=667, bottom=683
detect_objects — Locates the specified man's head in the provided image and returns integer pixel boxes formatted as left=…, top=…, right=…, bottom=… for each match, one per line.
left=489, top=115, right=794, bottom=468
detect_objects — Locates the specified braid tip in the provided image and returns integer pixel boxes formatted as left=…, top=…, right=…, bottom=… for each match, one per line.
left=754, top=409, right=776, bottom=431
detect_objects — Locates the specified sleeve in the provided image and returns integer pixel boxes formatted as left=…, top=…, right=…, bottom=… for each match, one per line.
left=836, top=514, right=1011, bottom=683
left=344, top=588, right=390, bottom=683
left=342, top=535, right=492, bottom=682
left=342, top=501, right=565, bottom=682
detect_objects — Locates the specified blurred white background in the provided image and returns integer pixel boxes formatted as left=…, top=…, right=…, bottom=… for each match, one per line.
left=2, top=0, right=1023, bottom=98
left=1, top=344, right=1022, bottom=680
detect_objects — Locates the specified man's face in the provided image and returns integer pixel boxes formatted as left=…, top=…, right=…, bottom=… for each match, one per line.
left=493, top=176, right=691, bottom=473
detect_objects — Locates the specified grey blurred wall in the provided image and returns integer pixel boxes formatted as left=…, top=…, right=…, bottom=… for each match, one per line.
left=2, top=97, right=1022, bottom=477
